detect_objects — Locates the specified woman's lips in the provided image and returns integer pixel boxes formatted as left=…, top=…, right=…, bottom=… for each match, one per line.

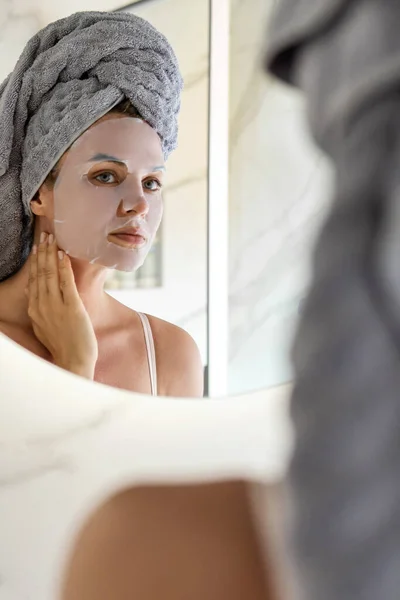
left=108, top=232, right=147, bottom=249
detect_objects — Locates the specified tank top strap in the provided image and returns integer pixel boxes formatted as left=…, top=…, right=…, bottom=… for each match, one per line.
left=137, top=312, right=158, bottom=396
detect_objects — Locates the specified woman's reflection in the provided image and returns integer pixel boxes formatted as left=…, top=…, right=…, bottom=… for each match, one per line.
left=0, top=11, right=203, bottom=397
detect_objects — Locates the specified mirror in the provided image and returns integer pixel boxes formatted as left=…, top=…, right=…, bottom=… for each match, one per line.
left=0, top=0, right=332, bottom=399
left=0, top=0, right=209, bottom=397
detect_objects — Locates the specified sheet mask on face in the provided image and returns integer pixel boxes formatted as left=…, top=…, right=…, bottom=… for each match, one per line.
left=53, top=117, right=165, bottom=271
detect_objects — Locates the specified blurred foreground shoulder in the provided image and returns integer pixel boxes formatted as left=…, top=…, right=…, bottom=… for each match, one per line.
left=147, top=315, right=204, bottom=398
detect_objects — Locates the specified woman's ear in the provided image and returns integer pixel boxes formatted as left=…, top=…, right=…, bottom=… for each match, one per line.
left=30, top=184, right=51, bottom=217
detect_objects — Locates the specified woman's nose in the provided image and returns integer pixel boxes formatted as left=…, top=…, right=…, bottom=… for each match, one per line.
left=116, top=192, right=149, bottom=218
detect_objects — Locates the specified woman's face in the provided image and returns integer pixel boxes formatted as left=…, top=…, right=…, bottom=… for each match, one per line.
left=32, top=114, right=165, bottom=271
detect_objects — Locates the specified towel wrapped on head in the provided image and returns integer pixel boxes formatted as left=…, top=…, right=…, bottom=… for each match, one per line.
left=0, top=10, right=183, bottom=282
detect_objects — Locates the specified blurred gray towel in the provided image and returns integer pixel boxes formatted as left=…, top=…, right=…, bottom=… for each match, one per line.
left=0, top=11, right=183, bottom=282
left=266, top=2, right=400, bottom=600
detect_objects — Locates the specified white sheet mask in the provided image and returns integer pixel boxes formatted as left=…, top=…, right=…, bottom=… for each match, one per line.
left=53, top=117, right=165, bottom=271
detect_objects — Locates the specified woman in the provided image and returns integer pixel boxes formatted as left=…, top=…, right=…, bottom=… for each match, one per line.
left=0, top=11, right=203, bottom=397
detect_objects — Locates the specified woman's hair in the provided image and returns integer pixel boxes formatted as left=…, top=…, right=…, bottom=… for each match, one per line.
left=110, top=98, right=143, bottom=119
left=42, top=99, right=143, bottom=192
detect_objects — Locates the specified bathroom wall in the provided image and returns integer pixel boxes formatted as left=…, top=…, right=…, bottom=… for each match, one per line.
left=0, top=0, right=122, bottom=82
left=228, top=0, right=334, bottom=394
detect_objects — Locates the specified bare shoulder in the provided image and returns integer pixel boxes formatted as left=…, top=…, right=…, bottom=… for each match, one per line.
left=146, top=314, right=204, bottom=398
left=102, top=296, right=204, bottom=398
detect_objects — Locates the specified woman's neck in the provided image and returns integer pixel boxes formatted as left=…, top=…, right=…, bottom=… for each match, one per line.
left=69, top=257, right=111, bottom=327
left=0, top=256, right=110, bottom=331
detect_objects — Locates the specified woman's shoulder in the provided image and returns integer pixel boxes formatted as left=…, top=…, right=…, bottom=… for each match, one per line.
left=144, top=313, right=196, bottom=348
left=106, top=297, right=204, bottom=397
left=144, top=313, right=204, bottom=398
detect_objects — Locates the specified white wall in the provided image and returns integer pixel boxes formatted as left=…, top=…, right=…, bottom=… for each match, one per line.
left=0, top=0, right=125, bottom=82
left=228, top=0, right=334, bottom=394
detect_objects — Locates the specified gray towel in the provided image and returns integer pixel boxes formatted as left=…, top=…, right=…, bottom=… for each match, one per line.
left=266, top=2, right=400, bottom=600
left=0, top=11, right=183, bottom=282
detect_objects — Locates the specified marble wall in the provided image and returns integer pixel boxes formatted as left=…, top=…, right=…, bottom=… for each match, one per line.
left=228, top=0, right=334, bottom=394
left=0, top=0, right=123, bottom=82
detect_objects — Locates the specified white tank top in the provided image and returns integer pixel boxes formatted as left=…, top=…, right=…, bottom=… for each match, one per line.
left=137, top=312, right=157, bottom=396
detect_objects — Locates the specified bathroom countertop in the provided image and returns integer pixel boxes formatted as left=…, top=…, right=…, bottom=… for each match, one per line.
left=0, top=332, right=292, bottom=600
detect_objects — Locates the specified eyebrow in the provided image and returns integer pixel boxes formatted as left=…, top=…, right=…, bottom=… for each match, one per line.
left=89, top=155, right=166, bottom=172
left=89, top=153, right=125, bottom=163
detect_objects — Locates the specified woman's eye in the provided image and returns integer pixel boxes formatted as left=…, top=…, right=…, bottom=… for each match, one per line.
left=95, top=172, right=117, bottom=184
left=143, top=178, right=162, bottom=192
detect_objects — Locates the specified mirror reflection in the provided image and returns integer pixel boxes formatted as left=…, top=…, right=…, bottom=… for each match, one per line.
left=0, top=0, right=333, bottom=398
left=0, top=0, right=209, bottom=397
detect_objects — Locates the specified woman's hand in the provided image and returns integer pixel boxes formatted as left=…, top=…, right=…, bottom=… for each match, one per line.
left=26, top=232, right=98, bottom=379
